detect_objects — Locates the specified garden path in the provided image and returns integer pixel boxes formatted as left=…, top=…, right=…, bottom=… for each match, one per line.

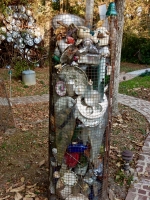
left=119, top=69, right=150, bottom=200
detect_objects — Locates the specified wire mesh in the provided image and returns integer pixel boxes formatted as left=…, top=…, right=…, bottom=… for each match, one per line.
left=49, top=11, right=117, bottom=200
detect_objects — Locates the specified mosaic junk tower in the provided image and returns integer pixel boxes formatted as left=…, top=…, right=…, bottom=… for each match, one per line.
left=49, top=2, right=117, bottom=199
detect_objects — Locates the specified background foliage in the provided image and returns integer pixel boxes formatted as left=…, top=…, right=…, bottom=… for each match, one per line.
left=121, top=33, right=150, bottom=64
left=121, top=0, right=150, bottom=64
left=13, top=58, right=34, bottom=78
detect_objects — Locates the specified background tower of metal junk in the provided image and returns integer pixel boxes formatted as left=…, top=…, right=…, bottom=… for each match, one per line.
left=49, top=1, right=117, bottom=199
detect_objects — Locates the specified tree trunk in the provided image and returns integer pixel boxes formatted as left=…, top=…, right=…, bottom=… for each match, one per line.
left=112, top=0, right=125, bottom=115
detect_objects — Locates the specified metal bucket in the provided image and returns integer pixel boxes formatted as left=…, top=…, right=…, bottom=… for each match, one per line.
left=22, top=70, right=36, bottom=86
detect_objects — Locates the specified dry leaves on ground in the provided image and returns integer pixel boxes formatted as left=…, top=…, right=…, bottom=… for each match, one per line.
left=108, top=104, right=150, bottom=200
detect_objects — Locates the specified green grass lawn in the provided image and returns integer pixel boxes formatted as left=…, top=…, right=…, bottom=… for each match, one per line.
left=119, top=72, right=150, bottom=98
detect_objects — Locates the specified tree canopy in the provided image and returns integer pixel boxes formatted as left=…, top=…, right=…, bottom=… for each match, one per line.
left=0, top=0, right=149, bottom=37
left=124, top=0, right=150, bottom=38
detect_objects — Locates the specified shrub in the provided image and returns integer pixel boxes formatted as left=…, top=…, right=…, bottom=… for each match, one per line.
left=121, top=33, right=150, bottom=64
left=13, top=58, right=34, bottom=79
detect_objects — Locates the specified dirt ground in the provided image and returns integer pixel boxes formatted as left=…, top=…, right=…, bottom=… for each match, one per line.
left=0, top=103, right=49, bottom=200
left=0, top=102, right=149, bottom=200
left=109, top=104, right=149, bottom=200
left=0, top=67, right=49, bottom=98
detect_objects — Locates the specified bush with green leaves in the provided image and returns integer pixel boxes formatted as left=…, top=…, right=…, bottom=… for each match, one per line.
left=121, top=33, right=150, bottom=64
left=115, top=169, right=133, bottom=186
left=13, top=58, right=34, bottom=79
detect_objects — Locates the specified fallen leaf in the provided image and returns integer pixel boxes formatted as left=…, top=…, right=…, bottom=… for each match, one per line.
left=112, top=123, right=119, bottom=127
left=117, top=154, right=122, bottom=157
left=6, top=186, right=12, bottom=193
left=133, top=88, right=140, bottom=91
left=38, top=159, right=45, bottom=167
left=115, top=175, right=120, bottom=180
left=129, top=144, right=134, bottom=150
left=23, top=198, right=33, bottom=200
left=121, top=125, right=128, bottom=128
left=21, top=127, right=29, bottom=132
left=116, top=162, right=121, bottom=167
left=137, top=172, right=144, bottom=176
left=146, top=127, right=149, bottom=134
left=15, top=193, right=22, bottom=200
left=43, top=139, right=48, bottom=144
left=109, top=154, right=116, bottom=160
left=110, top=146, right=118, bottom=150
left=26, top=183, right=37, bottom=189
left=132, top=141, right=143, bottom=147
left=0, top=195, right=10, bottom=200
left=10, top=185, right=25, bottom=193
left=21, top=177, right=25, bottom=183
left=144, top=172, right=149, bottom=177
left=25, top=191, right=36, bottom=198
left=117, top=118, right=123, bottom=123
